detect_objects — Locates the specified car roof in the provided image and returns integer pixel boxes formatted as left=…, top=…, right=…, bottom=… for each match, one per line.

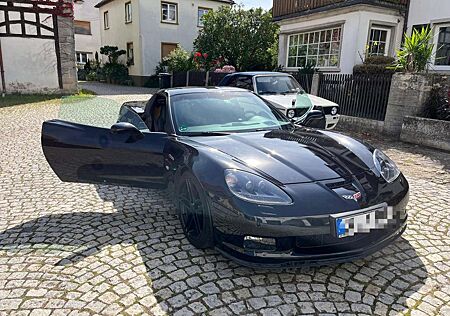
left=228, top=72, right=290, bottom=77
left=163, top=86, right=248, bottom=96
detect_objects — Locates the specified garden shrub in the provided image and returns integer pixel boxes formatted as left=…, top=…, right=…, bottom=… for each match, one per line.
left=353, top=56, right=396, bottom=74
left=422, top=88, right=450, bottom=121
left=77, top=69, right=87, bottom=81
left=164, top=46, right=194, bottom=72
left=86, top=72, right=97, bottom=81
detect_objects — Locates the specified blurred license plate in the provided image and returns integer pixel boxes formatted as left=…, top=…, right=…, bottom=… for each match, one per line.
left=332, top=203, right=393, bottom=238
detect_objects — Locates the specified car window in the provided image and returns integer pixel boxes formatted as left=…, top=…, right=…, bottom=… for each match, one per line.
left=226, top=76, right=253, bottom=91
left=256, top=76, right=303, bottom=95
left=170, top=91, right=292, bottom=135
left=118, top=106, right=150, bottom=132
left=150, top=95, right=169, bottom=133
left=59, top=95, right=124, bottom=129
left=235, top=77, right=253, bottom=90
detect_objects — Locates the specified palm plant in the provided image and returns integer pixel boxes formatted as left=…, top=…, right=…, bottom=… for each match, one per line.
left=395, top=27, right=435, bottom=73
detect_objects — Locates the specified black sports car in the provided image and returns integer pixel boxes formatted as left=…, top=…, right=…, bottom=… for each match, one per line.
left=42, top=87, right=409, bottom=268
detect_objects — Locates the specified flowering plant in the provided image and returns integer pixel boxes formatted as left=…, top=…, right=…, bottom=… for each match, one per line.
left=214, top=65, right=236, bottom=73
left=193, top=52, right=210, bottom=70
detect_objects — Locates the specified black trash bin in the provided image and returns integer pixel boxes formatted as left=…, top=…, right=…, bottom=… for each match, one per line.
left=158, top=73, right=171, bottom=89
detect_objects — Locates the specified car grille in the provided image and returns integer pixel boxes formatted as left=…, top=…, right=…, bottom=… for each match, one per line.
left=315, top=106, right=338, bottom=115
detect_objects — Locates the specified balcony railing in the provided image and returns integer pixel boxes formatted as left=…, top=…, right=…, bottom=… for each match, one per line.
left=273, top=0, right=409, bottom=20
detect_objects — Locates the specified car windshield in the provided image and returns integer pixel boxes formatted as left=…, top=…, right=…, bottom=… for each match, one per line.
left=256, top=76, right=303, bottom=95
left=170, top=91, right=293, bottom=135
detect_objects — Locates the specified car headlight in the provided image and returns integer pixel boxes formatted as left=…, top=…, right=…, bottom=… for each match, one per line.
left=331, top=106, right=338, bottom=116
left=373, top=149, right=400, bottom=183
left=224, top=170, right=292, bottom=205
left=287, top=109, right=296, bottom=119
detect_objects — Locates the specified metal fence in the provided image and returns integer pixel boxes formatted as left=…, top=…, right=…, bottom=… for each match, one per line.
left=318, top=74, right=393, bottom=121
left=290, top=73, right=314, bottom=93
left=171, top=71, right=228, bottom=87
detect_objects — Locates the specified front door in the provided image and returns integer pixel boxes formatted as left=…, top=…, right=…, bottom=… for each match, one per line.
left=42, top=107, right=169, bottom=189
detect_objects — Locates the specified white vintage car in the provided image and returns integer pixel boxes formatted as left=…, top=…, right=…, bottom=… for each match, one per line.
left=219, top=72, right=340, bottom=130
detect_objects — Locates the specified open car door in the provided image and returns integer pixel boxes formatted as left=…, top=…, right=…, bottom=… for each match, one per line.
left=42, top=106, right=168, bottom=189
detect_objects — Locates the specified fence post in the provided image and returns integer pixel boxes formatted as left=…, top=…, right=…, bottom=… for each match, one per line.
left=170, top=72, right=173, bottom=88
left=205, top=71, right=210, bottom=87
left=186, top=71, right=190, bottom=87
left=310, top=73, right=320, bottom=96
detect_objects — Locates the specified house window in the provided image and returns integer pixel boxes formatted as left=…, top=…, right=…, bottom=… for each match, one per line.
left=161, top=42, right=178, bottom=60
left=368, top=27, right=391, bottom=56
left=161, top=2, right=177, bottom=24
left=435, top=25, right=450, bottom=66
left=198, top=8, right=210, bottom=27
left=127, top=42, right=134, bottom=65
left=103, top=11, right=109, bottom=29
left=287, top=27, right=342, bottom=68
left=76, top=52, right=89, bottom=64
left=125, top=2, right=132, bottom=23
left=74, top=20, right=91, bottom=35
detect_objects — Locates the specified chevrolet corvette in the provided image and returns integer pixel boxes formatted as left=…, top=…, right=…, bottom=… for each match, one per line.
left=41, top=87, right=409, bottom=267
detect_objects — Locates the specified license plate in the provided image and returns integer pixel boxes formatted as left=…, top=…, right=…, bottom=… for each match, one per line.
left=332, top=203, right=394, bottom=238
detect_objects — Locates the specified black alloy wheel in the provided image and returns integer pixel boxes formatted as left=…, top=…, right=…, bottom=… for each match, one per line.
left=176, top=172, right=214, bottom=249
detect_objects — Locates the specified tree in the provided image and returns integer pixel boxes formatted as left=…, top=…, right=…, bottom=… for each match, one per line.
left=100, top=46, right=126, bottom=64
left=194, top=6, right=279, bottom=71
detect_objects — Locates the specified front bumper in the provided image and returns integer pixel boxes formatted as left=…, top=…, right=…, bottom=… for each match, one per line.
left=211, top=178, right=409, bottom=268
left=216, top=222, right=406, bottom=268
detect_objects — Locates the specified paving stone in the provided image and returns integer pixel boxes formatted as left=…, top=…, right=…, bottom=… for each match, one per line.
left=0, top=85, right=449, bottom=316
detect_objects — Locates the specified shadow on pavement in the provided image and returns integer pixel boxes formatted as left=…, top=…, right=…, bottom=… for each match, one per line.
left=0, top=182, right=431, bottom=314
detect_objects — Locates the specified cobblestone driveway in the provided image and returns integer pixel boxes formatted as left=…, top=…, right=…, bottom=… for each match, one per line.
left=1, top=84, right=449, bottom=316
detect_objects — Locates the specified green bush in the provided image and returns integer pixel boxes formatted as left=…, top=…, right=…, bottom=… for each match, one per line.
left=86, top=71, right=97, bottom=81
left=353, top=56, right=395, bottom=74
left=103, top=63, right=130, bottom=84
left=364, top=56, right=395, bottom=65
left=422, top=88, right=450, bottom=121
left=164, top=46, right=194, bottom=72
left=77, top=69, right=87, bottom=81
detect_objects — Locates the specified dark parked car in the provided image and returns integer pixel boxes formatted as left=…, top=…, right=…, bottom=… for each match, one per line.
left=42, top=87, right=409, bottom=267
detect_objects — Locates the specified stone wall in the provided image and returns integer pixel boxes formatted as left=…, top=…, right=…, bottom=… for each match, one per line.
left=336, top=115, right=385, bottom=134
left=383, top=73, right=432, bottom=137
left=401, top=116, right=450, bottom=152
left=57, top=0, right=77, bottom=94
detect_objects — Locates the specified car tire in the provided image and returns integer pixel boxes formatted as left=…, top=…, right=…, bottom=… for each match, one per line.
left=176, top=172, right=214, bottom=249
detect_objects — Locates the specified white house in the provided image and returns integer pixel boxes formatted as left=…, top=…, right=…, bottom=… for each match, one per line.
left=273, top=0, right=409, bottom=74
left=95, top=0, right=233, bottom=85
left=407, top=0, right=450, bottom=72
left=73, top=0, right=102, bottom=67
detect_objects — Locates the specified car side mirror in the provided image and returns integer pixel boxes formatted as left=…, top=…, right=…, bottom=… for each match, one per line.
left=110, top=122, right=144, bottom=142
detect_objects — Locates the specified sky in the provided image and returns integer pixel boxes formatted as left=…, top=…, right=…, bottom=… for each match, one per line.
left=238, top=0, right=273, bottom=10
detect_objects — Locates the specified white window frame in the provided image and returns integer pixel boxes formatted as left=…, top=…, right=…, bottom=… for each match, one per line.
left=125, top=2, right=132, bottom=23
left=104, top=11, right=109, bottom=30
left=286, top=26, right=342, bottom=70
left=432, top=23, right=450, bottom=68
left=198, top=7, right=210, bottom=27
left=367, top=26, right=391, bottom=57
left=76, top=52, right=90, bottom=64
left=161, top=2, right=177, bottom=24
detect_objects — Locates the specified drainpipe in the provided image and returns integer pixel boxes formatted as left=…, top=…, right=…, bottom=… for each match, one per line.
left=401, top=0, right=411, bottom=42
left=0, top=38, right=5, bottom=97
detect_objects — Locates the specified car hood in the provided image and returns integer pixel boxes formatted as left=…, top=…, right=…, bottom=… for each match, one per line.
left=261, top=94, right=338, bottom=109
left=191, top=129, right=375, bottom=184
